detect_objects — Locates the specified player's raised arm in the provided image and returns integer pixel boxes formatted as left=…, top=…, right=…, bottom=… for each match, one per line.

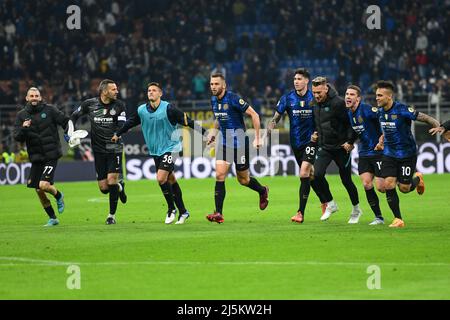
left=416, top=111, right=441, bottom=128
left=245, top=106, right=262, bottom=149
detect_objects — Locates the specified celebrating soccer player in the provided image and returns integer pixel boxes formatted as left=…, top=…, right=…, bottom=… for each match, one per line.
left=310, top=77, right=362, bottom=221
left=113, top=82, right=205, bottom=224
left=375, top=80, right=441, bottom=228
left=70, top=79, right=128, bottom=225
left=268, top=68, right=317, bottom=224
left=345, top=85, right=385, bottom=225
left=206, top=73, right=269, bottom=224
left=14, top=87, right=69, bottom=226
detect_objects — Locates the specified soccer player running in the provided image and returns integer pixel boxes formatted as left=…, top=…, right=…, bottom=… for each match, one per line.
left=112, top=82, right=205, bottom=224
left=267, top=68, right=317, bottom=223
left=206, top=73, right=269, bottom=224
left=310, top=77, right=362, bottom=221
left=70, top=79, right=127, bottom=225
left=345, top=85, right=385, bottom=225
left=14, top=87, right=68, bottom=226
left=375, top=80, right=441, bottom=228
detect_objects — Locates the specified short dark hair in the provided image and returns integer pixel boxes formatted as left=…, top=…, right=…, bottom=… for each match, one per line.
left=347, top=84, right=362, bottom=96
left=294, top=68, right=310, bottom=79
left=211, top=73, right=226, bottom=81
left=376, top=80, right=395, bottom=92
left=98, top=79, right=115, bottom=95
left=147, top=82, right=162, bottom=90
left=311, top=76, right=327, bottom=86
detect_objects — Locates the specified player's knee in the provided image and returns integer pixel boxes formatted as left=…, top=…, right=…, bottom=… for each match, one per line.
left=363, top=180, right=373, bottom=190
left=157, top=176, right=168, bottom=185
left=168, top=174, right=177, bottom=184
left=38, top=181, right=51, bottom=191
left=107, top=177, right=118, bottom=185
left=237, top=176, right=250, bottom=185
left=399, top=184, right=410, bottom=193
left=299, top=169, right=310, bottom=179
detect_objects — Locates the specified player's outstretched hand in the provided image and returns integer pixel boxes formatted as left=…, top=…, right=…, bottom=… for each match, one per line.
left=429, top=126, right=445, bottom=135
left=111, top=134, right=119, bottom=143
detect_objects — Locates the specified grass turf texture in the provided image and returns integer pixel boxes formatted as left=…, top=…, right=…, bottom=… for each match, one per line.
left=0, top=174, right=449, bottom=299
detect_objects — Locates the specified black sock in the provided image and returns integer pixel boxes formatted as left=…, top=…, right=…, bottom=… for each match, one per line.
left=160, top=182, right=175, bottom=211
left=310, top=179, right=325, bottom=203
left=299, top=177, right=311, bottom=214
left=54, top=191, right=62, bottom=200
left=365, top=188, right=382, bottom=219
left=108, top=184, right=119, bottom=215
left=409, top=176, right=420, bottom=192
left=386, top=188, right=402, bottom=219
left=246, top=177, right=265, bottom=194
left=215, top=181, right=226, bottom=214
left=44, top=206, right=57, bottom=219
left=171, top=182, right=187, bottom=214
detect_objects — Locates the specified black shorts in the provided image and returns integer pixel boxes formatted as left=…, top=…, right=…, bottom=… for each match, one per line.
left=293, top=143, right=316, bottom=166
left=381, top=155, right=417, bottom=184
left=216, top=138, right=250, bottom=172
left=27, top=160, right=58, bottom=189
left=94, top=152, right=122, bottom=181
left=153, top=152, right=176, bottom=172
left=358, top=156, right=383, bottom=177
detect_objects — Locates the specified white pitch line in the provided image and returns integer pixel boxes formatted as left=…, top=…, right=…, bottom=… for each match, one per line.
left=0, top=257, right=449, bottom=268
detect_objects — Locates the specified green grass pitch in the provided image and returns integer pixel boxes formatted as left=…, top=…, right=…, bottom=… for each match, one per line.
left=0, top=174, right=449, bottom=299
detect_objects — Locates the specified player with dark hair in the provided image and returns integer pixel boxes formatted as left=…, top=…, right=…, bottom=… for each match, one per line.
left=345, top=85, right=385, bottom=225
left=206, top=73, right=269, bottom=224
left=70, top=79, right=128, bottom=225
left=14, top=87, right=69, bottom=226
left=311, top=76, right=361, bottom=221
left=113, top=82, right=206, bottom=224
left=375, top=80, right=441, bottom=228
left=268, top=68, right=317, bottom=223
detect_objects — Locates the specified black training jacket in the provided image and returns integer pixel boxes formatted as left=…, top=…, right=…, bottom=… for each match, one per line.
left=14, top=103, right=69, bottom=162
left=312, top=85, right=357, bottom=150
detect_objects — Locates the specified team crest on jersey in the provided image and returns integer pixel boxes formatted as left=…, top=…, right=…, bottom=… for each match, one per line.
left=239, top=99, right=245, bottom=105
left=223, top=104, right=229, bottom=110
left=358, top=116, right=363, bottom=123
left=392, top=114, right=397, bottom=120
left=41, top=113, right=47, bottom=119
left=408, top=106, right=415, bottom=113
left=110, top=108, right=116, bottom=116
left=325, top=107, right=330, bottom=112
left=371, top=107, right=378, bottom=112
